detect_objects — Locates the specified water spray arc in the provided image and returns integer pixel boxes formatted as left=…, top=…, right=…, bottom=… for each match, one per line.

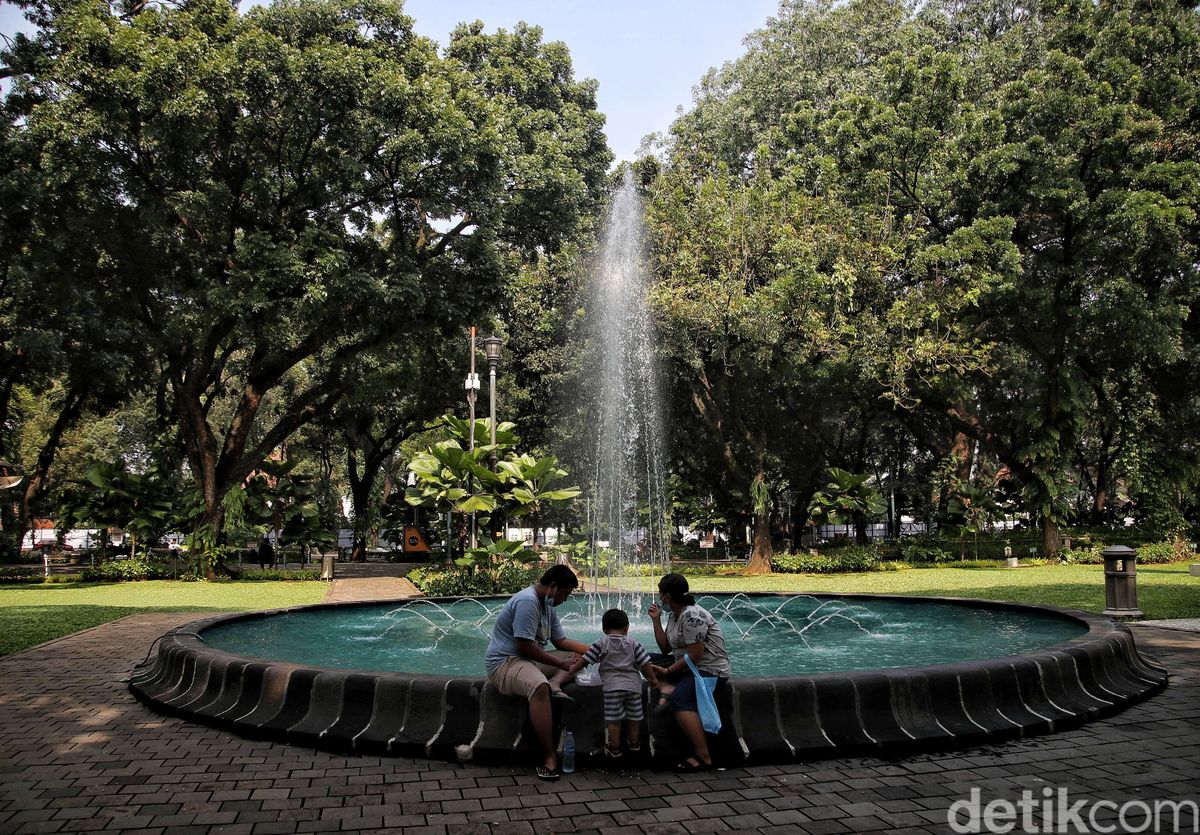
left=587, top=168, right=671, bottom=602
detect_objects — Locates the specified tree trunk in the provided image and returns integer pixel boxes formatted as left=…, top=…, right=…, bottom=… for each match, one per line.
left=198, top=501, right=226, bottom=581
left=853, top=512, right=869, bottom=545
left=1040, top=512, right=1060, bottom=559
left=745, top=506, right=773, bottom=575
left=744, top=459, right=773, bottom=575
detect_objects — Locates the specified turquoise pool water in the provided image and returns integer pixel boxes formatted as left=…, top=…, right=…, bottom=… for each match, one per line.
left=200, top=593, right=1087, bottom=677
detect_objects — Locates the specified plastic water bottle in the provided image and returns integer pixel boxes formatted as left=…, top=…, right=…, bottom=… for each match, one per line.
left=562, top=731, right=575, bottom=774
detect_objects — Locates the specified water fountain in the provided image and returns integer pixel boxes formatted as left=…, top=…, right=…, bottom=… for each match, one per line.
left=585, top=167, right=671, bottom=598
left=130, top=589, right=1165, bottom=766
left=128, top=171, right=1168, bottom=768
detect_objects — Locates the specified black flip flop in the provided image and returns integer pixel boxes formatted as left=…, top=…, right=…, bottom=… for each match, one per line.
left=674, top=757, right=711, bottom=773
left=536, top=765, right=560, bottom=781
left=550, top=690, right=576, bottom=703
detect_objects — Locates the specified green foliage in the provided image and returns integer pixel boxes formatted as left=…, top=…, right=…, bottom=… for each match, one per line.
left=772, top=544, right=884, bottom=574
left=0, top=567, right=41, bottom=583
left=2, top=0, right=608, bottom=554
left=56, top=462, right=172, bottom=552
left=407, top=561, right=542, bottom=597
left=899, top=541, right=957, bottom=564
left=79, top=558, right=170, bottom=582
left=1059, top=539, right=1186, bottom=565
left=624, top=562, right=740, bottom=577
left=1136, top=541, right=1187, bottom=565
left=239, top=568, right=322, bottom=581
left=458, top=537, right=537, bottom=569
left=243, top=459, right=335, bottom=552
left=1060, top=544, right=1105, bottom=565
left=495, top=452, right=580, bottom=543
left=808, top=469, right=887, bottom=526
left=405, top=414, right=581, bottom=553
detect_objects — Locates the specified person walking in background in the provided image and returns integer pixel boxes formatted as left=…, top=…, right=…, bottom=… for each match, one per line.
left=551, top=607, right=668, bottom=761
left=257, top=536, right=275, bottom=569
left=483, top=564, right=590, bottom=781
left=648, top=572, right=731, bottom=772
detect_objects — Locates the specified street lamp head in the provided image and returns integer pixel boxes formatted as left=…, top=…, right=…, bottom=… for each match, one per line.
left=483, top=335, right=502, bottom=368
left=0, top=460, right=23, bottom=491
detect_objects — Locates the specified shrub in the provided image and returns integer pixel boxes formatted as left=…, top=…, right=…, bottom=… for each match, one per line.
left=240, top=568, right=322, bottom=581
left=772, top=544, right=882, bottom=574
left=618, top=562, right=733, bottom=577
left=1137, top=540, right=1186, bottom=564
left=899, top=541, right=956, bottom=564
left=0, top=566, right=42, bottom=583
left=1061, top=543, right=1105, bottom=564
left=408, top=561, right=543, bottom=597
left=79, top=558, right=170, bottom=582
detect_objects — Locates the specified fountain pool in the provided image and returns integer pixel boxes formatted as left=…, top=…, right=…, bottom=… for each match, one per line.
left=129, top=593, right=1166, bottom=767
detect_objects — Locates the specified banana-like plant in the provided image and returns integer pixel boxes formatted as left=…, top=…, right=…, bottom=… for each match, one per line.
left=497, top=453, right=581, bottom=547
left=807, top=468, right=887, bottom=540
left=57, top=461, right=172, bottom=557
left=459, top=536, right=537, bottom=568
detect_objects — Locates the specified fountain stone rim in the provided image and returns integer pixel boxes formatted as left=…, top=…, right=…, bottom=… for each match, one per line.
left=128, top=592, right=1168, bottom=766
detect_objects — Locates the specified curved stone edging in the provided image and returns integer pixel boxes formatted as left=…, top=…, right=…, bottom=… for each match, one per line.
left=128, top=594, right=1168, bottom=767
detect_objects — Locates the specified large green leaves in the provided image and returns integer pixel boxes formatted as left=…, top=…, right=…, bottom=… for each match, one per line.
left=807, top=468, right=887, bottom=527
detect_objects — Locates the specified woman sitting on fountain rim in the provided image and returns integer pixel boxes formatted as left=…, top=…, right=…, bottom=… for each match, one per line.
left=648, top=572, right=731, bottom=772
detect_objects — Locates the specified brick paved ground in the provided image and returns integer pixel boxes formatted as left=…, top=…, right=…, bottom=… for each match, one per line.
left=1, top=614, right=1196, bottom=835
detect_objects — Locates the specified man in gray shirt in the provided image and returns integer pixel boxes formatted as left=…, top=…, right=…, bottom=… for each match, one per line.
left=484, top=564, right=589, bottom=780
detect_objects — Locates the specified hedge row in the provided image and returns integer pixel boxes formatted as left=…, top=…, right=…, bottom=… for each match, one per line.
left=407, top=562, right=543, bottom=597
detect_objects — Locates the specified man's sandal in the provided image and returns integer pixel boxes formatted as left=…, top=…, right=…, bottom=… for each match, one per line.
left=674, top=757, right=711, bottom=773
left=550, top=689, right=576, bottom=703
left=535, top=765, right=560, bottom=781
left=604, top=746, right=623, bottom=760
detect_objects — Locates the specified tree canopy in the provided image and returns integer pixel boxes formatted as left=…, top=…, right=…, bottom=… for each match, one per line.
left=1, top=0, right=609, bottom=564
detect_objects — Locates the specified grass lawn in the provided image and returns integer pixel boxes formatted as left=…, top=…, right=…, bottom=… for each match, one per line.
left=618, top=562, right=1200, bottom=620
left=2, top=563, right=1195, bottom=656
left=0, top=580, right=327, bottom=655
left=667, top=561, right=1200, bottom=619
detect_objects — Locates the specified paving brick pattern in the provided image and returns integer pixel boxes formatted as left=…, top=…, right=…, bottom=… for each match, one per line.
left=1, top=614, right=1196, bottom=834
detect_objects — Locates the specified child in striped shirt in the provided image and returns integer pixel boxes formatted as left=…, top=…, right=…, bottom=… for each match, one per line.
left=553, top=608, right=669, bottom=759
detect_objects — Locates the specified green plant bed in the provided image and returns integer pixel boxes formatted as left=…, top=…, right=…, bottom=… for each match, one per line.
left=407, top=562, right=542, bottom=597
left=0, top=580, right=327, bottom=655
left=0, top=566, right=41, bottom=583
left=606, top=562, right=1199, bottom=621
left=239, top=568, right=322, bottom=581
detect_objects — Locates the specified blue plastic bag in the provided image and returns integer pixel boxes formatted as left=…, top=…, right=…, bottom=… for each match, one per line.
left=684, top=655, right=722, bottom=734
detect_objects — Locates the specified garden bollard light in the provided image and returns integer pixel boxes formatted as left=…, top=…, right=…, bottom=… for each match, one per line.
left=1101, top=545, right=1142, bottom=618
left=321, top=551, right=335, bottom=581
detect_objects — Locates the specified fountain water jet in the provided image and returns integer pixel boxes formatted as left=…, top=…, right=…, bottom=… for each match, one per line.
left=586, top=168, right=671, bottom=601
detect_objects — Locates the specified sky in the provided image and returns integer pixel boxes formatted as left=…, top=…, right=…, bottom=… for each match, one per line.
left=0, top=0, right=780, bottom=162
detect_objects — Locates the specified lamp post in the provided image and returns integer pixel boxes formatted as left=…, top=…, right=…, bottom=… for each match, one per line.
left=482, top=335, right=503, bottom=543
left=483, top=335, right=502, bottom=471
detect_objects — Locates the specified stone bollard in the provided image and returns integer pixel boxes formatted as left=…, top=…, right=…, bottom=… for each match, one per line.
left=1101, top=545, right=1142, bottom=618
left=1004, top=543, right=1017, bottom=568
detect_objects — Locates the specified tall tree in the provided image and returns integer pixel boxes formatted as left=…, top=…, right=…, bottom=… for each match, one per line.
left=9, top=0, right=609, bottom=569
